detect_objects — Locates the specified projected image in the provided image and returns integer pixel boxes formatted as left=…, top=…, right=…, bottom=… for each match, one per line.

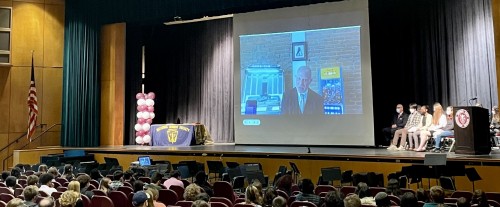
left=240, top=26, right=362, bottom=115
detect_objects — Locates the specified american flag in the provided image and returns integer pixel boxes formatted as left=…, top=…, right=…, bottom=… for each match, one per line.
left=27, top=56, right=38, bottom=141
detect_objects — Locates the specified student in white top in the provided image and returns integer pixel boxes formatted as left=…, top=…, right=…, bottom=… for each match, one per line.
left=415, top=103, right=447, bottom=152
left=38, top=173, right=58, bottom=196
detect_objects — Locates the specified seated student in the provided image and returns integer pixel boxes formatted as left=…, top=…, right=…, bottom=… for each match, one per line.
left=374, top=192, right=391, bottom=207
left=48, top=167, right=60, bottom=179
left=146, top=172, right=164, bottom=191
left=89, top=169, right=103, bottom=183
left=27, top=175, right=39, bottom=186
left=163, top=170, right=183, bottom=189
left=10, top=167, right=22, bottom=179
left=456, top=197, right=470, bottom=207
left=109, top=170, right=124, bottom=191
left=412, top=105, right=433, bottom=152
left=244, top=185, right=263, bottom=206
left=99, top=177, right=111, bottom=195
left=263, top=187, right=278, bottom=207
left=184, top=184, right=202, bottom=201
left=59, top=190, right=83, bottom=207
left=5, top=176, right=17, bottom=194
left=295, top=179, right=321, bottom=207
left=415, top=103, right=446, bottom=152
left=432, top=106, right=454, bottom=152
left=471, top=190, right=489, bottom=207
left=385, top=179, right=401, bottom=197
left=6, top=198, right=24, bottom=207
left=400, top=192, right=418, bottom=207
left=388, top=103, right=422, bottom=150
left=355, top=182, right=375, bottom=206
left=1, top=171, right=10, bottom=182
left=194, top=171, right=213, bottom=197
left=76, top=174, right=94, bottom=199
left=344, top=194, right=362, bottom=207
left=323, top=190, right=344, bottom=207
left=423, top=186, right=445, bottom=207
left=272, top=196, right=286, bottom=207
left=132, top=191, right=149, bottom=207
left=62, top=164, right=75, bottom=181
left=382, top=104, right=409, bottom=145
left=22, top=185, right=39, bottom=207
left=39, top=173, right=57, bottom=196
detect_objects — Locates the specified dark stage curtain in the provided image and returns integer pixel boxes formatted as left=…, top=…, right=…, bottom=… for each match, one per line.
left=61, top=0, right=101, bottom=147
left=370, top=0, right=497, bottom=145
left=126, top=18, right=234, bottom=143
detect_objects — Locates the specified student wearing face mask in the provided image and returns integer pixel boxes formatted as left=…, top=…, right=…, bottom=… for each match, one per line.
left=388, top=103, right=422, bottom=151
left=431, top=106, right=454, bottom=152
left=415, top=103, right=446, bottom=152
left=382, top=104, right=409, bottom=146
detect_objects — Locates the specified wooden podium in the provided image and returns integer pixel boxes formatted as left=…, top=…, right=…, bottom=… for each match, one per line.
left=454, top=106, right=491, bottom=155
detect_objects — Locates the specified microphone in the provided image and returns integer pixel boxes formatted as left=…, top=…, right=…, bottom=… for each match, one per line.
left=307, top=147, right=311, bottom=154
left=470, top=97, right=477, bottom=101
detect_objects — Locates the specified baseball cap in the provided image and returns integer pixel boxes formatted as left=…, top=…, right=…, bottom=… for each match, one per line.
left=132, top=191, right=150, bottom=206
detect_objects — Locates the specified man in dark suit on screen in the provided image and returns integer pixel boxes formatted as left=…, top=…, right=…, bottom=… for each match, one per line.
left=281, top=66, right=324, bottom=115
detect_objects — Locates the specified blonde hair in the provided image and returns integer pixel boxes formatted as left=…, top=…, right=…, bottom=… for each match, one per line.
left=59, top=190, right=80, bottom=207
left=68, top=181, right=80, bottom=193
left=344, top=194, right=361, bottom=207
left=145, top=189, right=155, bottom=207
left=492, top=106, right=500, bottom=123
left=245, top=185, right=263, bottom=205
left=432, top=103, right=444, bottom=125
left=147, top=187, right=159, bottom=201
left=184, top=184, right=202, bottom=201
left=99, top=177, right=111, bottom=193
left=6, top=198, right=24, bottom=207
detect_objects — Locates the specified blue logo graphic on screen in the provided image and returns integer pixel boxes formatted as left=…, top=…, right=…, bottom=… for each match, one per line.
left=138, top=156, right=151, bottom=166
left=243, top=119, right=261, bottom=126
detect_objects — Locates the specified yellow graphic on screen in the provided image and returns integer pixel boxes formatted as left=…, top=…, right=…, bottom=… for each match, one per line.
left=321, top=67, right=341, bottom=79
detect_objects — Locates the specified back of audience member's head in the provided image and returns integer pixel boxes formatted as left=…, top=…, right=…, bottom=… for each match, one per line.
left=6, top=198, right=24, bottom=207
left=23, top=185, right=39, bottom=202
left=100, top=177, right=111, bottom=190
left=144, top=189, right=155, bottom=207
left=151, top=172, right=163, bottom=184
left=132, top=191, right=149, bottom=207
left=401, top=192, right=418, bottom=207
left=68, top=181, right=80, bottom=193
left=38, top=164, right=48, bottom=173
left=59, top=190, right=80, bottom=207
left=63, top=164, right=73, bottom=174
left=299, top=178, right=315, bottom=195
left=5, top=176, right=16, bottom=188
left=89, top=169, right=102, bottom=180
left=10, top=167, right=21, bottom=179
left=355, top=182, right=370, bottom=199
left=147, top=187, right=160, bottom=201
left=39, top=173, right=54, bottom=186
left=195, top=171, right=207, bottom=184
left=246, top=185, right=263, bottom=205
left=48, top=167, right=59, bottom=177
left=170, top=170, right=181, bottom=179
left=196, top=193, right=210, bottom=202
left=429, top=186, right=445, bottom=204
left=275, top=174, right=293, bottom=194
left=184, top=184, right=202, bottom=201
left=1, top=171, right=10, bottom=181
left=386, top=179, right=401, bottom=196
left=252, top=179, right=263, bottom=196
left=325, top=190, right=343, bottom=207
left=375, top=192, right=391, bottom=207
left=456, top=197, right=470, bottom=207
left=133, top=180, right=144, bottom=193
left=192, top=200, right=210, bottom=207
left=263, top=187, right=278, bottom=206
left=27, top=175, right=39, bottom=186
left=471, top=190, right=488, bottom=207
left=113, top=170, right=124, bottom=181
left=124, top=170, right=134, bottom=181
left=272, top=196, right=286, bottom=207
left=344, top=194, right=361, bottom=207
left=416, top=188, right=428, bottom=202
left=76, top=174, right=91, bottom=188
left=39, top=197, right=55, bottom=207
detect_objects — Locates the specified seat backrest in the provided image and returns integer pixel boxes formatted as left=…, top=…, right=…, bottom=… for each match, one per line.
left=388, top=195, right=401, bottom=205
left=314, top=185, right=335, bottom=195
left=0, top=188, right=11, bottom=195
left=210, top=201, right=229, bottom=207
left=291, top=201, right=318, bottom=207
left=92, top=189, right=107, bottom=196
left=235, top=198, right=246, bottom=204
left=109, top=191, right=129, bottom=207
left=0, top=200, right=6, bottom=207
left=340, top=186, right=356, bottom=197
left=57, top=186, right=68, bottom=192
left=287, top=196, right=297, bottom=207
left=210, top=197, right=233, bottom=207
left=176, top=201, right=194, bottom=207
left=13, top=188, right=23, bottom=197
left=17, top=179, right=27, bottom=187
left=158, top=189, right=179, bottom=206
left=369, top=187, right=386, bottom=197
left=52, top=191, right=63, bottom=200
left=213, top=181, right=235, bottom=203
left=128, top=193, right=135, bottom=207
left=488, top=200, right=500, bottom=207
left=170, top=185, right=185, bottom=200
left=234, top=204, right=255, bottom=207
left=451, top=191, right=473, bottom=201
left=90, top=180, right=100, bottom=188
left=0, top=194, right=14, bottom=203
left=276, top=190, right=289, bottom=200
left=91, top=195, right=115, bottom=207
left=38, top=190, right=49, bottom=197
left=118, top=186, right=134, bottom=196
left=486, top=193, right=500, bottom=203
left=139, top=177, right=152, bottom=184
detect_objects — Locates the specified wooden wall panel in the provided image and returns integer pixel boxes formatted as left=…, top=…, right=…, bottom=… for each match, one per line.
left=13, top=147, right=63, bottom=164
left=41, top=67, right=62, bottom=127
left=11, top=2, right=45, bottom=66
left=9, top=67, right=43, bottom=132
left=0, top=69, right=10, bottom=133
left=0, top=1, right=12, bottom=7
left=43, top=3, right=64, bottom=67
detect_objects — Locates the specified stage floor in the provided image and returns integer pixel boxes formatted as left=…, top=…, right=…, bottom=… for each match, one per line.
left=76, top=144, right=500, bottom=165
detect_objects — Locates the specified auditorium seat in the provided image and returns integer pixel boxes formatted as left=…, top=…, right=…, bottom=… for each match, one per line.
left=128, top=193, right=134, bottom=207
left=158, top=189, right=178, bottom=206
left=0, top=200, right=6, bottom=207
left=56, top=178, right=68, bottom=186
left=401, top=188, right=416, bottom=195
left=0, top=188, right=12, bottom=195
left=109, top=191, right=129, bottom=207
left=210, top=201, right=229, bottom=207
left=17, top=179, right=26, bottom=187
left=92, top=195, right=115, bottom=207
left=276, top=189, right=289, bottom=200
left=314, top=185, right=336, bottom=195
left=13, top=188, right=23, bottom=197
left=451, top=191, right=473, bottom=201
left=291, top=184, right=300, bottom=192
left=488, top=200, right=500, bottom=207
left=234, top=198, right=245, bottom=204
left=213, top=181, right=235, bottom=203
left=340, top=186, right=356, bottom=196
left=388, top=195, right=400, bottom=206
left=139, top=177, right=152, bottom=184
left=90, top=180, right=100, bottom=188
left=287, top=195, right=297, bottom=207
left=234, top=204, right=255, bottom=207
left=52, top=191, right=63, bottom=200
left=87, top=184, right=96, bottom=191
left=38, top=191, right=49, bottom=197
left=118, top=186, right=134, bottom=196
left=57, top=187, right=68, bottom=192
left=52, top=182, right=61, bottom=188
left=210, top=197, right=233, bottom=207
left=176, top=200, right=193, bottom=207
left=291, top=201, right=318, bottom=207
left=92, top=189, right=107, bottom=196
left=486, top=192, right=500, bottom=203
left=0, top=194, right=14, bottom=203
left=170, top=185, right=185, bottom=200
left=369, top=187, right=386, bottom=196
left=444, top=198, right=457, bottom=203
left=81, top=194, right=92, bottom=207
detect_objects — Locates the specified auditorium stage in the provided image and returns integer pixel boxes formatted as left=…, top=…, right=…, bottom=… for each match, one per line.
left=77, top=144, right=500, bottom=166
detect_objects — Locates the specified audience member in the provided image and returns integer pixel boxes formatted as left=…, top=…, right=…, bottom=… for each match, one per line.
left=26, top=175, right=39, bottom=186
left=76, top=174, right=94, bottom=199
left=48, top=167, right=60, bottom=178
left=10, top=167, right=22, bottom=179
left=22, top=185, right=39, bottom=207
left=400, top=192, right=418, bottom=207
left=196, top=193, right=211, bottom=202
left=89, top=169, right=103, bottom=183
left=146, top=188, right=166, bottom=207
left=244, top=185, right=263, bottom=206
left=416, top=189, right=429, bottom=203
left=295, top=178, right=321, bottom=206
left=67, top=181, right=80, bottom=193
left=38, top=197, right=55, bottom=207
left=184, top=184, right=202, bottom=201
left=99, top=177, right=111, bottom=195
left=252, top=179, right=264, bottom=198
left=388, top=103, right=422, bottom=150
left=432, top=106, right=454, bottom=152
left=412, top=105, right=433, bottom=152
left=38, top=164, right=48, bottom=174
left=194, top=171, right=213, bottom=197
left=1, top=171, right=10, bottom=182
left=6, top=198, right=24, bottom=207
left=471, top=190, right=489, bottom=207
left=272, top=196, right=286, bottom=207
left=109, top=170, right=124, bottom=190
left=5, top=176, right=17, bottom=194
left=39, top=173, right=57, bottom=196
left=456, top=197, right=470, bottom=207
left=275, top=174, right=293, bottom=196
left=323, top=190, right=344, bottom=207
left=423, top=186, right=445, bottom=207
left=355, top=182, right=375, bottom=206
left=344, top=194, right=361, bottom=207
left=62, top=164, right=75, bottom=181
left=59, top=190, right=83, bottom=207
left=385, top=179, right=402, bottom=197
left=382, top=104, right=409, bottom=145
left=132, top=191, right=150, bottom=207
left=163, top=170, right=183, bottom=189
left=146, top=172, right=164, bottom=191
left=134, top=180, right=145, bottom=193
left=123, top=170, right=136, bottom=183
left=145, top=189, right=155, bottom=207
left=416, top=103, right=446, bottom=151
left=374, top=192, right=391, bottom=207
left=192, top=200, right=211, bottom=207
left=263, top=187, right=278, bottom=207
